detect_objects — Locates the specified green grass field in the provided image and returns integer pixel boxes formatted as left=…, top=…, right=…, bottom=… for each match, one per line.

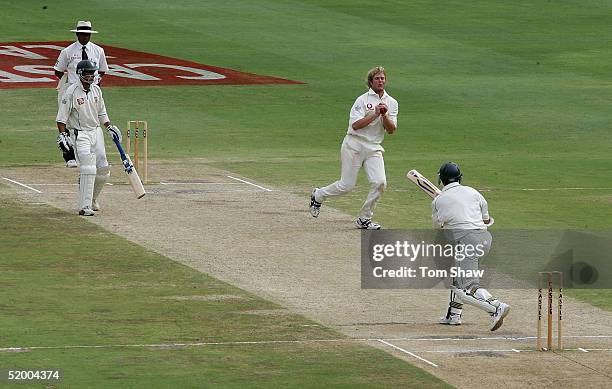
left=0, top=199, right=449, bottom=388
left=2, top=0, right=612, bottom=229
left=1, top=0, right=612, bottom=386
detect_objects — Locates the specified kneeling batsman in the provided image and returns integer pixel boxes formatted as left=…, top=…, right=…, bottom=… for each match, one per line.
left=56, top=59, right=143, bottom=216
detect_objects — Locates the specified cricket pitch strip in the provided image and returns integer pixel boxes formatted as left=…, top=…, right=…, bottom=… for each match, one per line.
left=2, top=160, right=611, bottom=388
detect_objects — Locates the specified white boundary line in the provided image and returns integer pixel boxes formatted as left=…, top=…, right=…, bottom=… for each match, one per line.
left=1, top=177, right=42, bottom=193
left=376, top=339, right=439, bottom=367
left=0, top=339, right=354, bottom=353
left=226, top=175, right=272, bottom=192
left=2, top=337, right=612, bottom=356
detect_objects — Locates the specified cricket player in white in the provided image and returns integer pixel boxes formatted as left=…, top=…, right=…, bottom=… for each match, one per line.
left=432, top=162, right=510, bottom=331
left=310, top=66, right=398, bottom=230
left=54, top=21, right=108, bottom=101
left=56, top=60, right=121, bottom=216
left=54, top=20, right=108, bottom=168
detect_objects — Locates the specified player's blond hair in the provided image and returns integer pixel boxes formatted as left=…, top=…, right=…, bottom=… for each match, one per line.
left=366, top=66, right=386, bottom=88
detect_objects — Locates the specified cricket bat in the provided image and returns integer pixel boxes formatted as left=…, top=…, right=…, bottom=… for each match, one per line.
left=406, top=169, right=441, bottom=199
left=111, top=135, right=146, bottom=199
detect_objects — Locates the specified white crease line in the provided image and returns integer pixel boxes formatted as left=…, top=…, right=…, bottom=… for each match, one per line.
left=159, top=182, right=242, bottom=185
left=380, top=335, right=612, bottom=342
left=376, top=339, right=439, bottom=368
left=397, top=188, right=612, bottom=193
left=226, top=175, right=273, bottom=192
left=156, top=189, right=267, bottom=194
left=26, top=183, right=78, bottom=186
left=2, top=338, right=612, bottom=356
left=422, top=349, right=531, bottom=353
left=478, top=188, right=612, bottom=192
left=36, top=183, right=119, bottom=186
left=422, top=348, right=612, bottom=354
left=1, top=177, right=42, bottom=193
left=519, top=188, right=612, bottom=191
left=379, top=347, right=612, bottom=354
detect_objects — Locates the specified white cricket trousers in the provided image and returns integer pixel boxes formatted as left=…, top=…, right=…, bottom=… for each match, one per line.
left=316, top=135, right=386, bottom=219
left=71, top=127, right=110, bottom=172
left=71, top=127, right=110, bottom=210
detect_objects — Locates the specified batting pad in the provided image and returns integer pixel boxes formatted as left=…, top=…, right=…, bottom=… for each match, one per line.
left=93, top=165, right=110, bottom=202
left=452, top=286, right=498, bottom=314
left=78, top=154, right=96, bottom=210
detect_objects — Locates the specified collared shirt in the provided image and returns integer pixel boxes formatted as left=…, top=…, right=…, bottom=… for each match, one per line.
left=54, top=41, right=109, bottom=85
left=56, top=82, right=109, bottom=131
left=432, top=182, right=490, bottom=229
left=346, top=88, right=398, bottom=144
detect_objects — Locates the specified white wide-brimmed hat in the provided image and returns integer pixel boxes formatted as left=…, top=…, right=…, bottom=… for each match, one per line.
left=70, top=21, right=99, bottom=34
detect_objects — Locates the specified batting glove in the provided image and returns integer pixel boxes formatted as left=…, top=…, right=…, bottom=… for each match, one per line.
left=106, top=124, right=122, bottom=143
left=56, top=131, right=73, bottom=153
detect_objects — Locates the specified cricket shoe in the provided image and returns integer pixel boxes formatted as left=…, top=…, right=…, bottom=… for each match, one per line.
left=91, top=200, right=100, bottom=211
left=78, top=207, right=95, bottom=216
left=355, top=218, right=381, bottom=230
left=439, top=314, right=462, bottom=326
left=66, top=159, right=78, bottom=168
left=490, top=302, right=510, bottom=331
left=309, top=188, right=321, bottom=218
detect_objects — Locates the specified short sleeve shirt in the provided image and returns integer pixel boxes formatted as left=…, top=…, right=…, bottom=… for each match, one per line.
left=54, top=41, right=109, bottom=85
left=346, top=88, right=398, bottom=144
left=432, top=183, right=490, bottom=229
left=56, top=83, right=109, bottom=131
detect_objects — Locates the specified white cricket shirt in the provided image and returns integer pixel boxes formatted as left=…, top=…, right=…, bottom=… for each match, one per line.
left=432, top=182, right=490, bottom=229
left=56, top=82, right=109, bottom=131
left=346, top=88, right=398, bottom=144
left=54, top=41, right=109, bottom=85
